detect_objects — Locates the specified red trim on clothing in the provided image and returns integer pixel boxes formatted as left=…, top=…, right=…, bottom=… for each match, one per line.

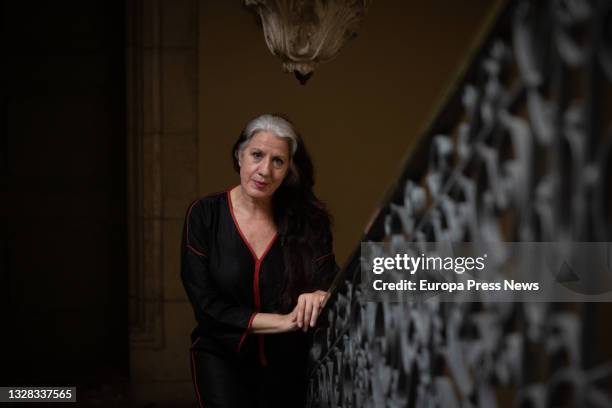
left=187, top=244, right=206, bottom=257
left=313, top=252, right=333, bottom=263
left=258, top=335, right=268, bottom=366
left=237, top=312, right=257, bottom=352
left=190, top=340, right=205, bottom=408
left=253, top=260, right=262, bottom=309
left=226, top=189, right=278, bottom=261
left=227, top=189, right=276, bottom=366
left=253, top=259, right=269, bottom=367
left=185, top=199, right=206, bottom=257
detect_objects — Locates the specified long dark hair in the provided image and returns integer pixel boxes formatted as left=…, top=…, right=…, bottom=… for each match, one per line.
left=231, top=114, right=332, bottom=311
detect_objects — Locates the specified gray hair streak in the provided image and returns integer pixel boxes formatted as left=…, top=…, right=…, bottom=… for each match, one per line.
left=238, top=114, right=298, bottom=157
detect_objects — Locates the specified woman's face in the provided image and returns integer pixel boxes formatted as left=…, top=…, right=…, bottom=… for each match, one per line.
left=238, top=131, right=291, bottom=200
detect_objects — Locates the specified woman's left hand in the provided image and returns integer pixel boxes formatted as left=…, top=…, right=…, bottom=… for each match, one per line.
left=295, top=290, right=327, bottom=331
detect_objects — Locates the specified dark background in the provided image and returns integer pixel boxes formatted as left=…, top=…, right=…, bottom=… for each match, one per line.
left=1, top=0, right=128, bottom=386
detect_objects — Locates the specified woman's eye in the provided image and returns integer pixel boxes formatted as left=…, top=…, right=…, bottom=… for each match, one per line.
left=273, top=158, right=284, bottom=166
left=252, top=151, right=262, bottom=158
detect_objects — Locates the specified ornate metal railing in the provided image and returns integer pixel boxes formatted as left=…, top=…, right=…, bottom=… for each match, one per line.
left=307, top=0, right=612, bottom=406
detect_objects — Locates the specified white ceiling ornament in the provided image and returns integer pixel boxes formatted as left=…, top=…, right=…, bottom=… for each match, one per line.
left=244, top=0, right=372, bottom=84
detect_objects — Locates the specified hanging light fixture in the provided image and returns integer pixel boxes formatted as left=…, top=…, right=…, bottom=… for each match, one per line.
left=244, top=0, right=372, bottom=84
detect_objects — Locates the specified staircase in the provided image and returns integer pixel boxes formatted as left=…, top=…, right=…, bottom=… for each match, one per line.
left=307, top=0, right=612, bottom=406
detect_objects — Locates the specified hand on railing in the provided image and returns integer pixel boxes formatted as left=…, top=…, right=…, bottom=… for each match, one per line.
left=249, top=290, right=328, bottom=334
left=295, top=290, right=327, bottom=332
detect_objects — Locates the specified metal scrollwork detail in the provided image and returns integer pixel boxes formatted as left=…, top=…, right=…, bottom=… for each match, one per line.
left=307, top=0, right=612, bottom=406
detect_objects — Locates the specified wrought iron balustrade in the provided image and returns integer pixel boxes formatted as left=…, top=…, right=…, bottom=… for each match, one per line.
left=307, top=0, right=612, bottom=406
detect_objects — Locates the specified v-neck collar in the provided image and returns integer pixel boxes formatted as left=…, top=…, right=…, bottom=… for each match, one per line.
left=226, top=189, right=278, bottom=262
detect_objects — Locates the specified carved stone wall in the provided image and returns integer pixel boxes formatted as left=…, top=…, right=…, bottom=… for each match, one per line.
left=308, top=0, right=612, bottom=406
left=126, top=0, right=199, bottom=403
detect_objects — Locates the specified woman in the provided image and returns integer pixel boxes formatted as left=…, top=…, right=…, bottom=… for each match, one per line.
left=181, top=114, right=338, bottom=407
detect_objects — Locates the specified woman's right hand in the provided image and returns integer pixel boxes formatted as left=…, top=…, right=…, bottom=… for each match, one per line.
left=250, top=307, right=311, bottom=334
left=282, top=307, right=299, bottom=332
left=251, top=311, right=298, bottom=334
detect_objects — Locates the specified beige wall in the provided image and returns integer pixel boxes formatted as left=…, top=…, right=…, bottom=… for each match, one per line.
left=198, top=1, right=497, bottom=264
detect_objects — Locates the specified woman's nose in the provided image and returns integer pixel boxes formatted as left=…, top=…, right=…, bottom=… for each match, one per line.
left=258, top=158, right=272, bottom=176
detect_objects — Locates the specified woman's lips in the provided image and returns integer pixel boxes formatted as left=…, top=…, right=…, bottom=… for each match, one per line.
left=253, top=180, right=268, bottom=189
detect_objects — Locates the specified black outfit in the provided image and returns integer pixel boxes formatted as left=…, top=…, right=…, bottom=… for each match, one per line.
left=181, top=191, right=337, bottom=408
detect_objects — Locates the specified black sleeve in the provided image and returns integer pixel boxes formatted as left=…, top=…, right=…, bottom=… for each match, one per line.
left=180, top=199, right=256, bottom=353
left=312, top=233, right=340, bottom=291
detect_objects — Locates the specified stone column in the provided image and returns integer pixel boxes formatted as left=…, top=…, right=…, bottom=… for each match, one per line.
left=126, top=0, right=199, bottom=403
